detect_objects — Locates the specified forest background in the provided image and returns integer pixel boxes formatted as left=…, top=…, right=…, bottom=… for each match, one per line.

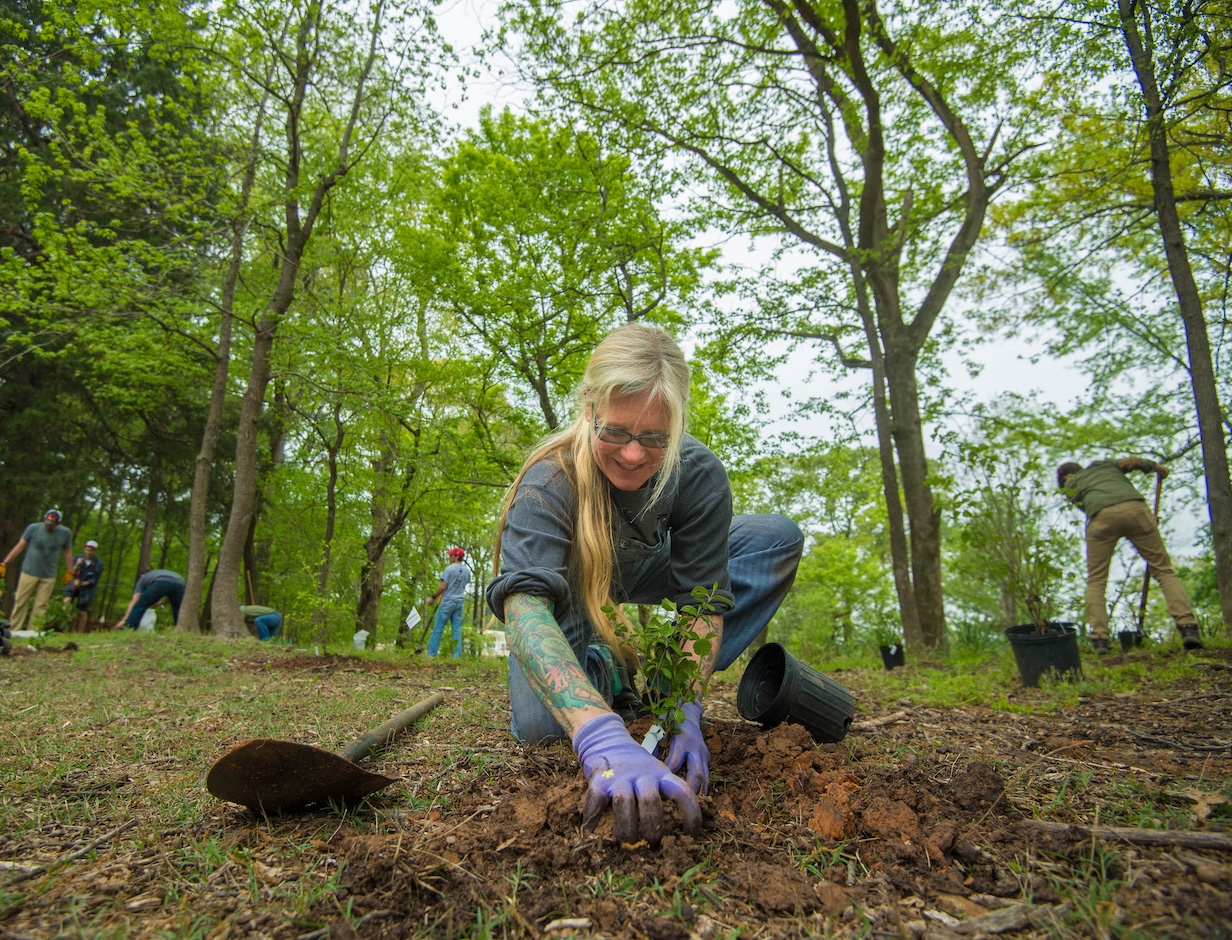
left=0, top=0, right=1228, bottom=657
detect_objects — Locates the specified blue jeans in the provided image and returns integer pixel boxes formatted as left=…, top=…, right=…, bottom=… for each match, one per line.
left=253, top=612, right=283, bottom=641
left=508, top=513, right=804, bottom=744
left=427, top=598, right=464, bottom=658
left=124, top=579, right=185, bottom=629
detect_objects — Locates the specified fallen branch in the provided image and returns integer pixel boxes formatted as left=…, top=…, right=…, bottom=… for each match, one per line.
left=851, top=711, right=909, bottom=732
left=1019, top=819, right=1232, bottom=851
left=1122, top=728, right=1232, bottom=753
left=5, top=818, right=137, bottom=886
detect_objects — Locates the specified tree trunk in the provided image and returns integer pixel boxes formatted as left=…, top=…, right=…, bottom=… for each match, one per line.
left=137, top=474, right=159, bottom=574
left=1119, top=0, right=1232, bottom=629
left=357, top=554, right=385, bottom=642
left=856, top=285, right=923, bottom=650
left=210, top=0, right=382, bottom=637
left=312, top=406, right=344, bottom=643
left=355, top=453, right=408, bottom=638
left=884, top=344, right=947, bottom=651
left=181, top=90, right=267, bottom=633
left=181, top=305, right=233, bottom=633
left=211, top=309, right=281, bottom=638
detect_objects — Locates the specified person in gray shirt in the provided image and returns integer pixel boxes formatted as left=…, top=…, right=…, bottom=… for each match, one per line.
left=487, top=322, right=803, bottom=846
left=118, top=569, right=186, bottom=630
left=2, top=509, right=74, bottom=629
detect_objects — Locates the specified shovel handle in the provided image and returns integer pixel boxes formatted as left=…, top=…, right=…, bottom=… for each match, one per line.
left=336, top=691, right=445, bottom=763
left=1136, top=474, right=1165, bottom=631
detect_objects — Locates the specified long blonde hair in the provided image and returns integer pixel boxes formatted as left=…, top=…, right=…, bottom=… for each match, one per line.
left=493, top=322, right=691, bottom=653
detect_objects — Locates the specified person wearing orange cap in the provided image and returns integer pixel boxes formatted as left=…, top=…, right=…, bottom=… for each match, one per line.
left=426, top=547, right=471, bottom=658
left=62, top=540, right=104, bottom=632
left=2, top=509, right=74, bottom=629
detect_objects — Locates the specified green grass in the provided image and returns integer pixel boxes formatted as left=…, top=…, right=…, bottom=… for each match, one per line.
left=2, top=625, right=1226, bottom=938
left=1, top=630, right=500, bottom=933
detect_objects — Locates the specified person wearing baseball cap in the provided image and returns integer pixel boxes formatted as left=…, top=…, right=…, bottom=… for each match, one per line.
left=63, top=540, right=104, bottom=632
left=2, top=509, right=74, bottom=629
left=426, top=547, right=471, bottom=658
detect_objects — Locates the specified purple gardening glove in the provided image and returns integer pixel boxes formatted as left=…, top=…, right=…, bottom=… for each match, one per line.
left=573, top=712, right=701, bottom=845
left=663, top=700, right=709, bottom=796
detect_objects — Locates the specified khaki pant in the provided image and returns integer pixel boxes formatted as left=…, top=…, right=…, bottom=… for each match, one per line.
left=1085, top=500, right=1195, bottom=639
left=9, top=574, right=57, bottom=630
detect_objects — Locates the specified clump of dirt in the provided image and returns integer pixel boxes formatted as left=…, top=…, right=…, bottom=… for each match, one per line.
left=4, top=643, right=1230, bottom=939
left=319, top=651, right=1232, bottom=938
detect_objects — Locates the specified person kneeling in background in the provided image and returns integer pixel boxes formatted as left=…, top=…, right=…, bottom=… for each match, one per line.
left=241, top=605, right=283, bottom=641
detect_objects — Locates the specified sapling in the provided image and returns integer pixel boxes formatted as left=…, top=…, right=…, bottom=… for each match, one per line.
left=605, top=584, right=721, bottom=755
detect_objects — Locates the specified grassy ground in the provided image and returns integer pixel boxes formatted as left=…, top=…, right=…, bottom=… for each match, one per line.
left=1, top=628, right=1229, bottom=939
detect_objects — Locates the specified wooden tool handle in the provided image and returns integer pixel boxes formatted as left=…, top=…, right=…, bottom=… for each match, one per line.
left=1136, top=474, right=1165, bottom=631
left=336, top=691, right=446, bottom=763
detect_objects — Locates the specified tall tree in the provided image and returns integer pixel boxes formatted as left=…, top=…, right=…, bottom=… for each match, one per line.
left=503, top=0, right=1042, bottom=649
left=208, top=0, right=443, bottom=637
left=985, top=0, right=1231, bottom=627
left=434, top=108, right=712, bottom=429
left=1116, top=0, right=1232, bottom=628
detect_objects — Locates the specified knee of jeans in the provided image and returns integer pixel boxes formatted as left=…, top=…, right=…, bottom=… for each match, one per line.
left=745, top=513, right=805, bottom=554
left=510, top=710, right=567, bottom=746
left=758, top=514, right=808, bottom=559
left=775, top=515, right=805, bottom=555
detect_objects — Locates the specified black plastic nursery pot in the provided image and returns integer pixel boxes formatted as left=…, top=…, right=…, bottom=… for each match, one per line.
left=1005, top=622, right=1083, bottom=687
left=1118, top=630, right=1145, bottom=652
left=736, top=642, right=855, bottom=743
left=879, top=643, right=905, bottom=670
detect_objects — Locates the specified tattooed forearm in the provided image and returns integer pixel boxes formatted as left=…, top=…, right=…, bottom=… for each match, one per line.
left=506, top=593, right=608, bottom=733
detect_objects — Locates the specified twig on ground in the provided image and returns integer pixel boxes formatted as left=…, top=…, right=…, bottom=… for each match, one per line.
left=1122, top=728, right=1232, bottom=753
left=850, top=711, right=909, bottom=731
left=1020, top=819, right=1232, bottom=850
left=544, top=918, right=592, bottom=933
left=4, top=818, right=137, bottom=887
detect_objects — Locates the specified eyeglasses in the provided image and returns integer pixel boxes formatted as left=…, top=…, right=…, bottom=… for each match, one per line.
left=593, top=420, right=671, bottom=450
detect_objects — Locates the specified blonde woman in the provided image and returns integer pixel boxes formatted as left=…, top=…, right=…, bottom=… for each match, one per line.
left=487, top=322, right=803, bottom=845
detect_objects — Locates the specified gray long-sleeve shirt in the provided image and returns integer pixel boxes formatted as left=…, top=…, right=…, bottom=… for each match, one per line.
left=487, top=434, right=735, bottom=630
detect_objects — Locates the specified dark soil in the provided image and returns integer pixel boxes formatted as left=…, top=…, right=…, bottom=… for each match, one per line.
left=285, top=649, right=1232, bottom=937
left=3, top=641, right=1231, bottom=939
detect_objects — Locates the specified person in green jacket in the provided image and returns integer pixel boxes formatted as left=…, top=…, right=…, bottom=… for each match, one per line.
left=1057, top=457, right=1201, bottom=653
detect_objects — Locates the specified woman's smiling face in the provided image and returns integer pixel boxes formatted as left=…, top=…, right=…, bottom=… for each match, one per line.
left=591, top=390, right=670, bottom=491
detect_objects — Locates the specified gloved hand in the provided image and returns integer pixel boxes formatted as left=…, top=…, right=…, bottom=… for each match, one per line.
left=63, top=572, right=74, bottom=584
left=664, top=700, right=709, bottom=796
left=573, top=712, right=701, bottom=846
left=0, top=562, right=6, bottom=577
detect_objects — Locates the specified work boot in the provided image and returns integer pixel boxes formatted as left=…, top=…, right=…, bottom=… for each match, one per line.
left=1178, top=624, right=1203, bottom=651
left=1091, top=638, right=1110, bottom=655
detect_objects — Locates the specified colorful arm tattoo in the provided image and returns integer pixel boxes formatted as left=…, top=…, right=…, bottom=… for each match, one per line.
left=505, top=593, right=609, bottom=736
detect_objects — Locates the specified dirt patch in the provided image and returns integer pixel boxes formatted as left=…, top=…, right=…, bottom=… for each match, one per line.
left=322, top=650, right=1232, bottom=938
left=2, top=643, right=1230, bottom=938
left=232, top=652, right=421, bottom=673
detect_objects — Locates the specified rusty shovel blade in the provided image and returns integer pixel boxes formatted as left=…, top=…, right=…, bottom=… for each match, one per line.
left=206, top=691, right=445, bottom=812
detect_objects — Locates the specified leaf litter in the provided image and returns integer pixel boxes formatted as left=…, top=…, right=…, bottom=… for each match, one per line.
left=0, top=640, right=1229, bottom=938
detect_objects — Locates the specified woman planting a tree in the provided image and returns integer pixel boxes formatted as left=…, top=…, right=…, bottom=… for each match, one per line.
left=487, top=322, right=803, bottom=846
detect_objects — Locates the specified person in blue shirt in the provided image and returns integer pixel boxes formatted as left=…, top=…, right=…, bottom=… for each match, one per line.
left=118, top=569, right=185, bottom=630
left=63, top=539, right=104, bottom=632
left=426, top=547, right=471, bottom=658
